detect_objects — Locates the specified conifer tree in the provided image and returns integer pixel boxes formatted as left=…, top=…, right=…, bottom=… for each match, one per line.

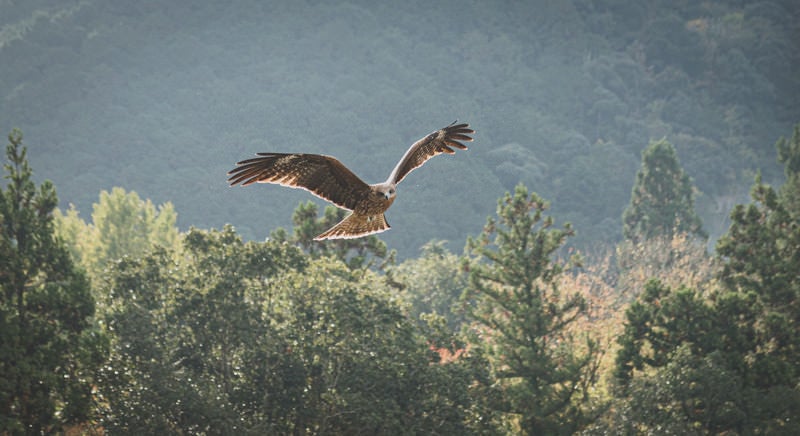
left=609, top=124, right=800, bottom=434
left=713, top=124, right=800, bottom=431
left=0, top=129, right=105, bottom=433
left=622, top=139, right=705, bottom=242
left=464, top=184, right=600, bottom=434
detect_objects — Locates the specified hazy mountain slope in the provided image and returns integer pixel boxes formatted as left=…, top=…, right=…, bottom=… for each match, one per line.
left=2, top=0, right=798, bottom=255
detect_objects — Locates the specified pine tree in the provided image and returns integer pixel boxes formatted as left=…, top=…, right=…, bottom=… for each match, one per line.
left=608, top=124, right=800, bottom=434
left=0, top=129, right=105, bottom=433
left=464, top=184, right=600, bottom=434
left=713, top=124, right=800, bottom=432
left=622, top=139, right=705, bottom=242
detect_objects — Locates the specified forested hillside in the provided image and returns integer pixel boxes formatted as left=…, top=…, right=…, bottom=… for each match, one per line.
left=2, top=0, right=798, bottom=255
left=4, top=1, right=800, bottom=433
left=3, top=124, right=799, bottom=433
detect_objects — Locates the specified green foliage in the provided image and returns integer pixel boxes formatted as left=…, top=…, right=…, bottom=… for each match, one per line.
left=603, top=345, right=749, bottom=435
left=96, top=225, right=494, bottom=434
left=610, top=278, right=799, bottom=433
left=610, top=129, right=800, bottom=433
left=54, top=203, right=87, bottom=264
left=623, top=139, right=706, bottom=242
left=464, top=184, right=601, bottom=434
left=391, top=240, right=470, bottom=331
left=267, top=258, right=493, bottom=434
left=96, top=226, right=305, bottom=433
left=89, top=186, right=179, bottom=269
left=714, top=125, right=800, bottom=428
left=614, top=280, right=717, bottom=386
left=716, top=128, right=800, bottom=377
left=55, top=186, right=180, bottom=282
left=0, top=129, right=106, bottom=433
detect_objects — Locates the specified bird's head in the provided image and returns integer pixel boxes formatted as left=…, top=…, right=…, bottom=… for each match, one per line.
left=381, top=187, right=396, bottom=200
left=373, top=183, right=397, bottom=201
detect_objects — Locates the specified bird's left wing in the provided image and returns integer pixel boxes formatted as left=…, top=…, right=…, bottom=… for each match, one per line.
left=388, top=122, right=474, bottom=185
left=227, top=153, right=371, bottom=211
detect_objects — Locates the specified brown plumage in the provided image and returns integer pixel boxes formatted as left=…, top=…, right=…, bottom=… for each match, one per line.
left=228, top=122, right=474, bottom=240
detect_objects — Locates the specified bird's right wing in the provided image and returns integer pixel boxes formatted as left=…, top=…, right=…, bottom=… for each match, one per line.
left=227, top=153, right=371, bottom=211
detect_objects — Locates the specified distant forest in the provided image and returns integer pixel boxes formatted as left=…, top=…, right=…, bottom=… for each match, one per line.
left=3, top=1, right=800, bottom=433
left=2, top=0, right=799, bottom=255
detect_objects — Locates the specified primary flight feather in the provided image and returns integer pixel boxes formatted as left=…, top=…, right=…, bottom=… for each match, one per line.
left=227, top=121, right=474, bottom=240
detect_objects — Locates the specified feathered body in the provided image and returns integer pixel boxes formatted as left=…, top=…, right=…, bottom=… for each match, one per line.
left=228, top=122, right=474, bottom=240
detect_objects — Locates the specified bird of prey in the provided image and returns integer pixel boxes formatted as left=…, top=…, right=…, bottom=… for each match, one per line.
left=227, top=122, right=474, bottom=240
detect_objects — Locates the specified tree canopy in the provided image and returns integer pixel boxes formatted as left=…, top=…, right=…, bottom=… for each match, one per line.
left=607, top=129, right=800, bottom=434
left=3, top=0, right=800, bottom=430
left=1, top=121, right=799, bottom=433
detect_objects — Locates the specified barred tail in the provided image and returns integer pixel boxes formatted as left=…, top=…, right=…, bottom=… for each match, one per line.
left=314, top=213, right=390, bottom=240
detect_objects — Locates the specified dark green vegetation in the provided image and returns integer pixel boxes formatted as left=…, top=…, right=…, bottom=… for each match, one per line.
left=1, top=131, right=106, bottom=434
left=2, top=0, right=799, bottom=255
left=3, top=124, right=799, bottom=433
left=622, top=139, right=706, bottom=243
left=3, top=0, right=800, bottom=433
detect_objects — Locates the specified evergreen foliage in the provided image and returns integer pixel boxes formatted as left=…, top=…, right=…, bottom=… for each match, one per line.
left=622, top=138, right=706, bottom=242
left=609, top=125, right=800, bottom=433
left=0, top=129, right=105, bottom=433
left=464, top=184, right=601, bottom=434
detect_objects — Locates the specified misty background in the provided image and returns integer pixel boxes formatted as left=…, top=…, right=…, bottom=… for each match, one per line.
left=2, top=0, right=798, bottom=256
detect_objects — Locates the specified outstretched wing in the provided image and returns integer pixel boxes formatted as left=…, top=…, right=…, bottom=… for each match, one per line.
left=388, top=122, right=474, bottom=185
left=227, top=153, right=371, bottom=211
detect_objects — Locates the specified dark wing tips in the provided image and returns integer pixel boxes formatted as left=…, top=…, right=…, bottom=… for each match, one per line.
left=440, top=122, right=474, bottom=152
left=445, top=122, right=474, bottom=133
left=226, top=153, right=284, bottom=187
left=444, top=141, right=467, bottom=152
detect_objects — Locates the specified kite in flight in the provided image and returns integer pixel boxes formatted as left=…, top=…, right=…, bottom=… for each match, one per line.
left=228, top=121, right=474, bottom=240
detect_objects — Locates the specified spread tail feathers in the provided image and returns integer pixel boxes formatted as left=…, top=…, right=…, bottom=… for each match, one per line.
left=314, top=213, right=390, bottom=240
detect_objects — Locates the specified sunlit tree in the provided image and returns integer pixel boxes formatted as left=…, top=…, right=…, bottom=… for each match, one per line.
left=97, top=224, right=494, bottom=434
left=608, top=125, right=800, bottom=434
left=391, top=240, right=470, bottom=331
left=55, top=187, right=180, bottom=281
left=615, top=231, right=718, bottom=301
left=464, top=184, right=601, bottom=434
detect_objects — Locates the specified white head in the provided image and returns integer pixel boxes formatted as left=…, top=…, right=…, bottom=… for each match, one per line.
left=373, top=182, right=397, bottom=201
